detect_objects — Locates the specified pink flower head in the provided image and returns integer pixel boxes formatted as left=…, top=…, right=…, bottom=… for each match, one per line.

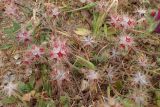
left=50, top=38, right=67, bottom=60
left=120, top=15, right=136, bottom=29
left=23, top=51, right=33, bottom=65
left=150, top=9, right=160, bottom=33
left=2, top=0, right=15, bottom=4
left=110, top=14, right=122, bottom=29
left=16, top=29, right=31, bottom=44
left=30, top=45, right=45, bottom=59
left=150, top=8, right=160, bottom=21
left=119, top=34, right=134, bottom=50
left=50, top=68, right=69, bottom=87
left=23, top=45, right=44, bottom=65
left=96, top=0, right=108, bottom=12
left=4, top=3, right=18, bottom=17
left=110, top=14, right=136, bottom=29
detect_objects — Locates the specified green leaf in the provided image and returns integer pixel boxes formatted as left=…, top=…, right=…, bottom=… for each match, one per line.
left=39, top=32, right=50, bottom=44
left=115, top=81, right=123, bottom=91
left=123, top=98, right=135, bottom=107
left=47, top=100, right=55, bottom=107
left=104, top=26, right=117, bottom=36
left=1, top=96, right=17, bottom=105
left=93, top=12, right=107, bottom=35
left=60, top=95, right=70, bottom=107
left=29, top=75, right=35, bottom=88
left=0, top=44, right=12, bottom=50
left=66, top=2, right=96, bottom=12
left=18, top=82, right=33, bottom=93
left=155, top=91, right=160, bottom=107
left=40, top=64, right=52, bottom=97
left=148, top=22, right=158, bottom=33
left=42, top=80, right=52, bottom=97
left=36, top=99, right=55, bottom=107
left=75, top=56, right=96, bottom=70
left=3, top=21, right=21, bottom=35
left=146, top=14, right=158, bottom=33
left=12, top=21, right=21, bottom=32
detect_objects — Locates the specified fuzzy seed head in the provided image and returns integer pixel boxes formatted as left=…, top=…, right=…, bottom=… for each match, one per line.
left=133, top=72, right=149, bottom=86
left=3, top=82, right=17, bottom=97
left=81, top=36, right=95, bottom=47
left=119, top=34, right=134, bottom=49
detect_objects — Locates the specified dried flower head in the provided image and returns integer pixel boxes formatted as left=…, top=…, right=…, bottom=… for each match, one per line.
left=45, top=3, right=60, bottom=17
left=2, top=82, right=17, bottom=97
left=132, top=90, right=148, bottom=106
left=106, top=66, right=116, bottom=83
left=119, top=34, right=134, bottom=50
left=2, top=72, right=16, bottom=84
left=138, top=54, right=148, bottom=67
left=86, top=70, right=99, bottom=82
left=133, top=72, right=149, bottom=86
left=51, top=7, right=60, bottom=16
left=102, top=97, right=123, bottom=107
left=4, top=3, right=18, bottom=17
left=110, top=48, right=119, bottom=58
left=96, top=0, right=108, bottom=12
left=50, top=38, right=67, bottom=60
left=50, top=68, right=69, bottom=87
left=23, top=51, right=33, bottom=65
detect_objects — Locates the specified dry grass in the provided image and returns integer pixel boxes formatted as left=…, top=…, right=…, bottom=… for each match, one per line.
left=0, top=0, right=160, bottom=107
